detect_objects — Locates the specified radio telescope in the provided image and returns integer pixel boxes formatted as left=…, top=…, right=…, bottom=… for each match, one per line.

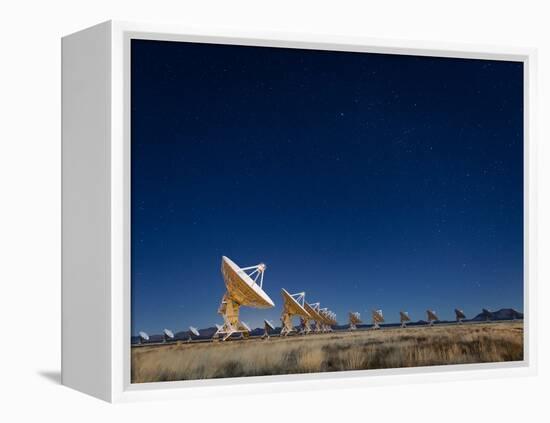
left=482, top=308, right=493, bottom=322
left=426, top=310, right=439, bottom=326
left=280, top=289, right=311, bottom=336
left=262, top=319, right=275, bottom=339
left=348, top=312, right=362, bottom=330
left=163, top=329, right=174, bottom=343
left=319, top=308, right=330, bottom=332
left=305, top=302, right=325, bottom=332
left=138, top=331, right=149, bottom=344
left=371, top=309, right=384, bottom=329
left=455, top=308, right=466, bottom=324
left=400, top=311, right=411, bottom=328
left=188, top=326, right=200, bottom=342
left=320, top=308, right=336, bottom=331
left=328, top=310, right=337, bottom=328
left=214, top=256, right=275, bottom=341
left=331, top=311, right=337, bottom=330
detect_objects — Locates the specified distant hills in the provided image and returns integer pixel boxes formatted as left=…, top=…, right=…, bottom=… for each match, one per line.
left=131, top=307, right=523, bottom=344
left=471, top=308, right=523, bottom=321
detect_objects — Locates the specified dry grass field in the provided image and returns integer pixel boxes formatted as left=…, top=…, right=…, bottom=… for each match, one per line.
left=131, top=321, right=523, bottom=383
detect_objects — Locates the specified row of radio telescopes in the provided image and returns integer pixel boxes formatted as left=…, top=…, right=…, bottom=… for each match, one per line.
left=136, top=257, right=494, bottom=344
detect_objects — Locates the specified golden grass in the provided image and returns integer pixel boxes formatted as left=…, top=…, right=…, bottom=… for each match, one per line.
left=131, top=322, right=523, bottom=383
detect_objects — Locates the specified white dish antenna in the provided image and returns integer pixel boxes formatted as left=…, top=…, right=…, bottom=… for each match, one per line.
left=262, top=319, right=275, bottom=339
left=371, top=309, right=384, bottom=329
left=305, top=302, right=323, bottom=320
left=189, top=326, right=200, bottom=337
left=221, top=256, right=274, bottom=307
left=306, top=302, right=328, bottom=332
left=305, top=302, right=323, bottom=332
left=138, top=331, right=149, bottom=343
left=426, top=310, right=439, bottom=325
left=349, top=312, right=362, bottom=330
left=455, top=308, right=466, bottom=323
left=318, top=308, right=336, bottom=331
left=163, top=329, right=174, bottom=342
left=280, top=289, right=311, bottom=336
left=400, top=311, right=411, bottom=327
left=282, top=289, right=310, bottom=316
left=214, top=256, right=275, bottom=341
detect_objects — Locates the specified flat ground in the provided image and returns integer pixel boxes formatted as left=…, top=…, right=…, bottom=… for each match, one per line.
left=131, top=321, right=523, bottom=383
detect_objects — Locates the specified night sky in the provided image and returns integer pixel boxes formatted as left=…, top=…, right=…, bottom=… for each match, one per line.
left=131, top=39, right=523, bottom=335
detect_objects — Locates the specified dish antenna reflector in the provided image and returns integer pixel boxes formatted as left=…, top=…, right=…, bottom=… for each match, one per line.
left=262, top=319, right=275, bottom=339
left=426, top=310, right=439, bottom=326
left=163, top=329, right=174, bottom=342
left=319, top=308, right=336, bottom=331
left=319, top=308, right=330, bottom=332
left=400, top=311, right=411, bottom=328
left=371, top=309, right=384, bottom=329
left=214, top=256, right=275, bottom=341
left=348, top=312, right=362, bottom=330
left=329, top=311, right=337, bottom=326
left=305, top=302, right=326, bottom=332
left=138, top=331, right=149, bottom=344
left=280, top=289, right=311, bottom=336
left=187, top=326, right=200, bottom=342
left=455, top=308, right=466, bottom=324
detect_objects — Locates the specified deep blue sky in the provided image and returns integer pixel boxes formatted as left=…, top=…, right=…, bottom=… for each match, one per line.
left=131, top=39, right=523, bottom=335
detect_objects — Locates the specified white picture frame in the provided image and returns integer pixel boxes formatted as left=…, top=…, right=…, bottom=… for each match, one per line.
left=61, top=20, right=537, bottom=403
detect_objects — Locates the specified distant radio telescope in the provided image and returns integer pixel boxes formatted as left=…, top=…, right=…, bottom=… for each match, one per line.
left=305, top=302, right=326, bottom=333
left=400, top=311, right=411, bottom=328
left=455, top=308, right=466, bottom=324
left=262, top=319, right=275, bottom=339
left=163, top=328, right=174, bottom=343
left=426, top=310, right=439, bottom=326
left=138, top=331, right=149, bottom=344
left=280, top=289, right=311, bottom=336
left=319, top=308, right=336, bottom=332
left=188, top=326, right=200, bottom=342
left=348, top=312, right=362, bottom=330
left=371, top=309, right=384, bottom=329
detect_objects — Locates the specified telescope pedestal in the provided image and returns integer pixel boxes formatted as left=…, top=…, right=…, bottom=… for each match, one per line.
left=280, top=312, right=295, bottom=336
left=300, top=318, right=312, bottom=334
left=213, top=292, right=250, bottom=341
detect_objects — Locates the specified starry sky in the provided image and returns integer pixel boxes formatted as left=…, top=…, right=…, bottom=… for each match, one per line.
left=131, top=39, right=523, bottom=335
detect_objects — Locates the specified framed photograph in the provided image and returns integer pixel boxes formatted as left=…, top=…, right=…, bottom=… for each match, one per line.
left=62, top=21, right=537, bottom=402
